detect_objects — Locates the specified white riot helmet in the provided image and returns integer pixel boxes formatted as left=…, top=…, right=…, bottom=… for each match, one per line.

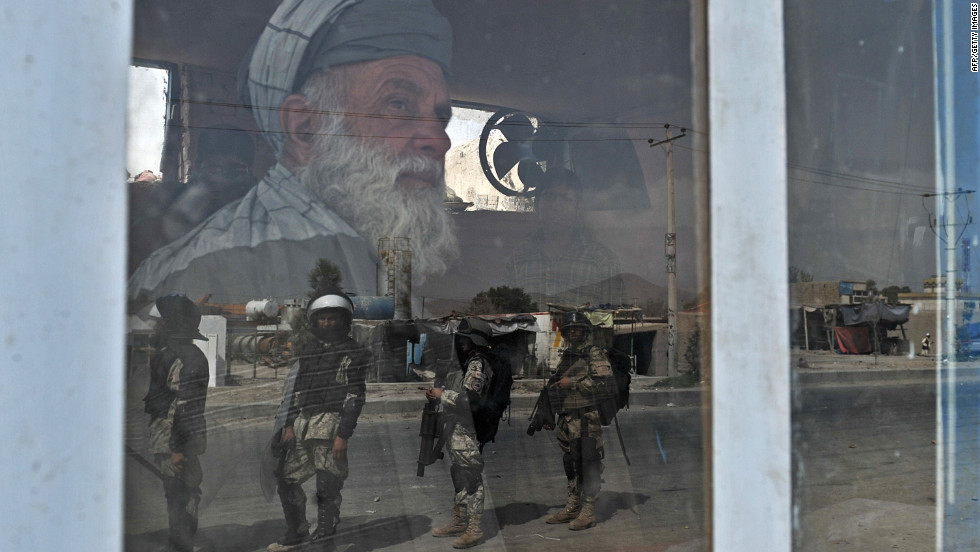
left=307, top=289, right=354, bottom=343
left=307, top=291, right=354, bottom=322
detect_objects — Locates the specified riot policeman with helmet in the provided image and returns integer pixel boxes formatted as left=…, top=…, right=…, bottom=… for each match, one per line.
left=268, top=289, right=371, bottom=552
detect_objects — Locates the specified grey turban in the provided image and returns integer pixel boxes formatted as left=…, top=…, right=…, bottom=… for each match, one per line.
left=240, top=0, right=453, bottom=154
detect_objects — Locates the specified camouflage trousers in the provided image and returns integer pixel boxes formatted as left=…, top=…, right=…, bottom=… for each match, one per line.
left=280, top=411, right=350, bottom=482
left=153, top=453, right=202, bottom=552
left=149, top=414, right=203, bottom=552
left=557, top=409, right=604, bottom=499
left=277, top=412, right=348, bottom=531
left=447, top=422, right=485, bottom=517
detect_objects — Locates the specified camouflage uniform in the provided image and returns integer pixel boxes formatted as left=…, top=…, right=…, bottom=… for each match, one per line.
left=144, top=341, right=209, bottom=552
left=547, top=337, right=613, bottom=529
left=440, top=350, right=492, bottom=521
left=274, top=336, right=370, bottom=548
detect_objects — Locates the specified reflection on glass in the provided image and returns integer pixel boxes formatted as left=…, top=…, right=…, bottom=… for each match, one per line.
left=128, top=124, right=257, bottom=274
left=125, top=1, right=704, bottom=551
left=787, top=1, right=979, bottom=550
left=504, top=168, right=628, bottom=307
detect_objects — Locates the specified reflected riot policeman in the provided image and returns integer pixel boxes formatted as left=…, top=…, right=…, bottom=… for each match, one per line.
left=142, top=294, right=210, bottom=552
left=270, top=289, right=370, bottom=551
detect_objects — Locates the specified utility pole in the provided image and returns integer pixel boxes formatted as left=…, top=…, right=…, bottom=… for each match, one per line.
left=650, top=125, right=686, bottom=377
left=378, top=237, right=413, bottom=319
left=665, top=127, right=678, bottom=377
left=925, top=188, right=975, bottom=359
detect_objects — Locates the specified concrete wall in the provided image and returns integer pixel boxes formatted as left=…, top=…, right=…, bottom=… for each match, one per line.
left=198, top=315, right=227, bottom=386
left=790, top=280, right=867, bottom=307
left=900, top=293, right=980, bottom=357
left=903, top=302, right=939, bottom=356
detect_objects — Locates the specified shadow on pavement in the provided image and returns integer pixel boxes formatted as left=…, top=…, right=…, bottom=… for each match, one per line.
left=478, top=492, right=650, bottom=541
left=483, top=501, right=550, bottom=539
left=126, top=518, right=281, bottom=552
left=127, top=514, right=431, bottom=552
left=596, top=490, right=650, bottom=523
left=330, top=514, right=432, bottom=552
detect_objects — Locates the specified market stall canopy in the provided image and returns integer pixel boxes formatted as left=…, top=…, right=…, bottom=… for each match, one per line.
left=837, top=302, right=911, bottom=329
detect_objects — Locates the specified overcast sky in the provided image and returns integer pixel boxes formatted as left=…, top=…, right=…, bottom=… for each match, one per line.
left=127, top=66, right=168, bottom=178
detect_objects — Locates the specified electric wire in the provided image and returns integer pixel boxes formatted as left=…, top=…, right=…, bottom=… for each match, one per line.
left=172, top=97, right=705, bottom=137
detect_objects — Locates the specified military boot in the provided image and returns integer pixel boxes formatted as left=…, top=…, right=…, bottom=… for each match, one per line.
left=267, top=530, right=309, bottom=552
left=307, top=471, right=340, bottom=546
left=568, top=496, right=597, bottom=531
left=267, top=533, right=308, bottom=552
left=268, top=482, right=309, bottom=552
left=432, top=504, right=468, bottom=537
left=545, top=492, right=581, bottom=524
left=307, top=500, right=338, bottom=545
left=451, top=513, right=483, bottom=549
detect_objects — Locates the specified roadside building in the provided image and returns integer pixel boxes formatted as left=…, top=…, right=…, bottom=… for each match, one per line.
left=790, top=280, right=909, bottom=354
left=899, top=276, right=978, bottom=358
left=790, top=280, right=872, bottom=307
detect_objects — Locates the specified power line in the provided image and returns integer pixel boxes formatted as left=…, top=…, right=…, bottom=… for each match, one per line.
left=655, top=149, right=933, bottom=197
left=176, top=113, right=935, bottom=198
left=179, top=122, right=670, bottom=145
left=790, top=164, right=932, bottom=194
left=787, top=175, right=927, bottom=197
left=172, top=97, right=705, bottom=135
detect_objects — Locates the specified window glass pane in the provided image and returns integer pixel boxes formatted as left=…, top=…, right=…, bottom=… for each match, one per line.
left=127, top=65, right=170, bottom=180
left=125, top=2, right=707, bottom=551
left=786, top=1, right=978, bottom=549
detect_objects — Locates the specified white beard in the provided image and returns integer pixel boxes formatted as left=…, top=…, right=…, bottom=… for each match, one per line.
left=298, top=114, right=459, bottom=281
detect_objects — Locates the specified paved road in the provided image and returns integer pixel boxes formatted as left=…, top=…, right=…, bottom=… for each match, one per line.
left=124, top=373, right=958, bottom=551
left=125, top=401, right=705, bottom=552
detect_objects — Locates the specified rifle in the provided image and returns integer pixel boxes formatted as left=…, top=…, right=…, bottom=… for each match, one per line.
left=416, top=398, right=447, bottom=476
left=125, top=444, right=165, bottom=482
left=527, top=353, right=574, bottom=437
left=526, top=387, right=556, bottom=435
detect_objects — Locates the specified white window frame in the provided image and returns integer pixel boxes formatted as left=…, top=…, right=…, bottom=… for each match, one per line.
left=1, top=2, right=132, bottom=551
left=708, top=1, right=791, bottom=550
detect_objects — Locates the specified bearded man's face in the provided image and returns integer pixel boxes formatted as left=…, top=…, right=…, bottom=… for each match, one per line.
left=338, top=56, right=452, bottom=191
left=297, top=58, right=459, bottom=280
